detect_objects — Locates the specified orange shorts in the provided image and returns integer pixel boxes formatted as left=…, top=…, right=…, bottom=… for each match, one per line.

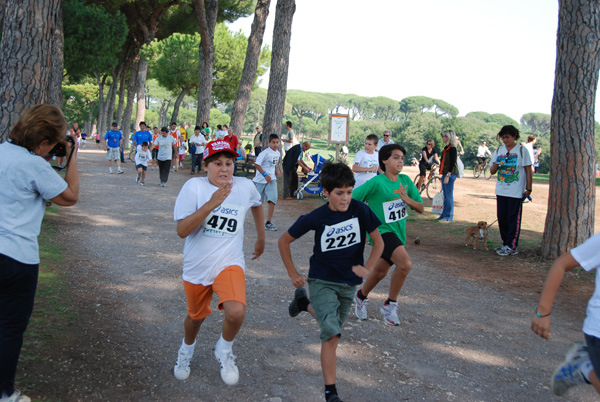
left=183, top=265, right=246, bottom=320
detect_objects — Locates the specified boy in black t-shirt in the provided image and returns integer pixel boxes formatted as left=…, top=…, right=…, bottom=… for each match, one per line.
left=278, top=162, right=383, bottom=402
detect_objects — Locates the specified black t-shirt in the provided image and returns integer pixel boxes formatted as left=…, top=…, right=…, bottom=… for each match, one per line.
left=420, top=147, right=438, bottom=165
left=287, top=199, right=381, bottom=285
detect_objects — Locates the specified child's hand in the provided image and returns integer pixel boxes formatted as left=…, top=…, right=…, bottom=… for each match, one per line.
left=396, top=184, right=409, bottom=201
left=290, top=272, right=306, bottom=288
left=251, top=238, right=265, bottom=260
left=352, top=265, right=370, bottom=278
left=265, top=175, right=273, bottom=184
left=207, top=183, right=232, bottom=208
left=530, top=315, right=552, bottom=340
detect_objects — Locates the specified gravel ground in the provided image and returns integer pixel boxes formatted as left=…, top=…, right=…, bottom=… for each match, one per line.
left=20, top=148, right=599, bottom=402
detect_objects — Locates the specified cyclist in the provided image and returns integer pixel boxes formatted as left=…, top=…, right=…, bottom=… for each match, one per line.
left=476, top=141, right=492, bottom=167
left=416, top=139, right=440, bottom=191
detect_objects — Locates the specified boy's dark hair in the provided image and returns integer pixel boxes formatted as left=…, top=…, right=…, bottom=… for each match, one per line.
left=268, top=134, right=279, bottom=142
left=286, top=120, right=292, bottom=128
left=365, top=134, right=378, bottom=144
left=204, top=151, right=236, bottom=165
left=498, top=125, right=520, bottom=140
left=139, top=121, right=146, bottom=127
left=171, top=122, right=177, bottom=126
left=194, top=125, right=201, bottom=131
left=141, top=141, right=148, bottom=147
left=527, top=134, right=536, bottom=142
left=217, top=124, right=222, bottom=130
left=320, top=162, right=355, bottom=192
left=161, top=126, right=168, bottom=132
left=153, top=126, right=158, bottom=130
left=378, top=144, right=406, bottom=172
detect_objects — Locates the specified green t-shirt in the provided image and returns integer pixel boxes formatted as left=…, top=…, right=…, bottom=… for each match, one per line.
left=352, top=173, right=422, bottom=244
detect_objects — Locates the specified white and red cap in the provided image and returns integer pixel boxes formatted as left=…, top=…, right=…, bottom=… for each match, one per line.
left=203, top=140, right=238, bottom=160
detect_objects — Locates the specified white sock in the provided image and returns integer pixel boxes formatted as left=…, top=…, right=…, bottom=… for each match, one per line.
left=581, top=360, right=593, bottom=381
left=216, top=334, right=234, bottom=352
left=181, top=338, right=196, bottom=353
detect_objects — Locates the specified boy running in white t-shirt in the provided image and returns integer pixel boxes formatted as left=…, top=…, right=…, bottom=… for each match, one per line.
left=134, top=142, right=152, bottom=186
left=252, top=134, right=281, bottom=231
left=352, top=133, right=379, bottom=188
left=172, top=140, right=265, bottom=385
left=531, top=232, right=600, bottom=396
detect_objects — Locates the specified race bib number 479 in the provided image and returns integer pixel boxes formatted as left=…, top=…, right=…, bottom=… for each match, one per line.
left=320, top=218, right=361, bottom=252
left=383, top=199, right=407, bottom=223
left=203, top=204, right=245, bottom=237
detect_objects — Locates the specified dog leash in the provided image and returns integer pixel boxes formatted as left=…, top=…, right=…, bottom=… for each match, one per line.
left=486, top=219, right=498, bottom=229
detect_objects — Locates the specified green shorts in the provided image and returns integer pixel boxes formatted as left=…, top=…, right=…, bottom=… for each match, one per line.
left=308, top=278, right=356, bottom=342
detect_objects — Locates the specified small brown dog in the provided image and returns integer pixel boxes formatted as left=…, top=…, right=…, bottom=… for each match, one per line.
left=465, top=221, right=488, bottom=250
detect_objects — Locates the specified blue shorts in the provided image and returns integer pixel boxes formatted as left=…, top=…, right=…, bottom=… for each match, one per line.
left=254, top=182, right=278, bottom=204
left=585, top=333, right=600, bottom=375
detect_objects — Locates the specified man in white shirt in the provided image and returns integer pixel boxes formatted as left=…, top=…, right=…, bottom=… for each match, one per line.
left=476, top=141, right=492, bottom=165
left=282, top=121, right=295, bottom=153
left=376, top=130, right=394, bottom=151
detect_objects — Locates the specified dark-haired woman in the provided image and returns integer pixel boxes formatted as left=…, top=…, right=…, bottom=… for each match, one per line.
left=437, top=130, right=459, bottom=222
left=0, top=105, right=79, bottom=402
left=489, top=125, right=533, bottom=256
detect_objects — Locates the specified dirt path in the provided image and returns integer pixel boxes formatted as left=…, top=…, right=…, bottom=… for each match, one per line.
left=21, top=149, right=599, bottom=401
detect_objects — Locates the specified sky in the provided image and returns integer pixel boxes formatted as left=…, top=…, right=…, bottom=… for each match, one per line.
left=228, top=0, right=599, bottom=123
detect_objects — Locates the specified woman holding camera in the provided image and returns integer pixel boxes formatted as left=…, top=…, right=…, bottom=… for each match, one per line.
left=0, top=105, right=79, bottom=402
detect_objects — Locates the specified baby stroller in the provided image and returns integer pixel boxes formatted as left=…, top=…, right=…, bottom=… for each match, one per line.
left=294, top=154, right=328, bottom=200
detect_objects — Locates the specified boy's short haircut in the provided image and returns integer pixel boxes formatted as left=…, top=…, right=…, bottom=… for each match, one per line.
left=142, top=141, right=148, bottom=147
left=171, top=122, right=177, bottom=126
left=286, top=121, right=292, bottom=128
left=217, top=125, right=222, bottom=130
left=366, top=134, right=378, bottom=144
left=378, top=144, right=406, bottom=172
left=498, top=124, right=520, bottom=140
left=153, top=126, right=158, bottom=130
left=194, top=125, right=201, bottom=131
left=268, top=134, right=279, bottom=142
left=139, top=121, right=146, bottom=127
left=527, top=134, right=536, bottom=142
left=320, top=162, right=355, bottom=192
left=161, top=126, right=168, bottom=132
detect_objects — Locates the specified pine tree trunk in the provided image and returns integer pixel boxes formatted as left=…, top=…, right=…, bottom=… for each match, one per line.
left=542, top=0, right=600, bottom=258
left=229, top=0, right=270, bottom=137
left=121, top=58, right=139, bottom=146
left=46, top=0, right=63, bottom=107
left=0, top=0, right=62, bottom=140
left=134, top=57, right=149, bottom=130
left=171, top=87, right=191, bottom=124
left=262, top=0, right=296, bottom=148
left=194, top=0, right=218, bottom=126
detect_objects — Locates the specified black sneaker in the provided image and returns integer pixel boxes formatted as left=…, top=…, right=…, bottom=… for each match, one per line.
left=326, top=394, right=343, bottom=402
left=289, top=287, right=307, bottom=317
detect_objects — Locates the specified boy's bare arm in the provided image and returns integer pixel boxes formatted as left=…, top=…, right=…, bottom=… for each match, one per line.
left=250, top=205, right=265, bottom=259
left=531, top=252, right=579, bottom=340
left=278, top=232, right=306, bottom=288
left=352, top=228, right=384, bottom=278
left=176, top=183, right=232, bottom=238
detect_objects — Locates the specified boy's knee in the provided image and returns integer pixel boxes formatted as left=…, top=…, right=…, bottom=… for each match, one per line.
left=224, top=302, right=246, bottom=323
left=396, top=259, right=412, bottom=275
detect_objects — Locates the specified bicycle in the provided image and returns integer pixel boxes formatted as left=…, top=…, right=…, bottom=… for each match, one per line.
left=413, top=163, right=442, bottom=200
left=472, top=158, right=491, bottom=179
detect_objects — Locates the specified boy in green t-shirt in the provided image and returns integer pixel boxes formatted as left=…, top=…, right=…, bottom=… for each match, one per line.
left=351, top=144, right=424, bottom=326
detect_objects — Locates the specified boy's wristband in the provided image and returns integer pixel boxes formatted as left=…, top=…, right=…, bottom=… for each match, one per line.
left=262, top=172, right=267, bottom=177
left=535, top=308, right=551, bottom=318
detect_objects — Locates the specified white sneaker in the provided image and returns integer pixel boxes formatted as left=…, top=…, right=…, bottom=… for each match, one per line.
left=497, top=245, right=518, bottom=256
left=380, top=301, right=400, bottom=326
left=173, top=347, right=194, bottom=380
left=117, top=169, right=123, bottom=174
left=109, top=168, right=113, bottom=174
left=2, top=390, right=31, bottom=402
left=215, top=348, right=239, bottom=385
left=265, top=222, right=278, bottom=231
left=354, top=289, right=368, bottom=320
left=552, top=342, right=590, bottom=395
left=135, top=174, right=140, bottom=183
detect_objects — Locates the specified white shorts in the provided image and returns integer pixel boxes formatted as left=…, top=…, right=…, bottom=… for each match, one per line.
left=254, top=182, right=277, bottom=204
left=106, top=147, right=120, bottom=160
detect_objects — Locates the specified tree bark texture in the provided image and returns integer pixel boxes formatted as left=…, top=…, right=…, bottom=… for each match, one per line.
left=171, top=87, right=191, bottom=124
left=229, top=0, right=270, bottom=137
left=134, top=57, right=149, bottom=131
left=46, top=0, right=63, bottom=107
left=194, top=0, right=218, bottom=126
left=121, top=57, right=139, bottom=142
left=262, top=0, right=295, bottom=145
left=0, top=0, right=63, bottom=141
left=542, top=0, right=600, bottom=258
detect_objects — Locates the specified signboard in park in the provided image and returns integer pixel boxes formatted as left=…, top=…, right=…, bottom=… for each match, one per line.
left=329, top=114, right=349, bottom=143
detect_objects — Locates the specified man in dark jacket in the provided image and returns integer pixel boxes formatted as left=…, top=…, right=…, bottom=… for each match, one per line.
left=282, top=141, right=311, bottom=200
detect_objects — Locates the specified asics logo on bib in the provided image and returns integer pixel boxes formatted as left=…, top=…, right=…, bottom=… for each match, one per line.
left=326, top=224, right=355, bottom=237
left=388, top=201, right=405, bottom=210
left=212, top=206, right=239, bottom=216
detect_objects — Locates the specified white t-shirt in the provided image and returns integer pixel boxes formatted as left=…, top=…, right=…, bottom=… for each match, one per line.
left=155, top=135, right=176, bottom=161
left=215, top=130, right=227, bottom=140
left=189, top=133, right=207, bottom=154
left=570, top=232, right=600, bottom=338
left=173, top=176, right=261, bottom=285
left=284, top=129, right=295, bottom=152
left=252, top=147, right=281, bottom=184
left=477, top=145, right=491, bottom=158
left=491, top=144, right=532, bottom=198
left=0, top=142, right=68, bottom=264
left=135, top=149, right=152, bottom=166
left=376, top=137, right=395, bottom=151
left=353, top=149, right=379, bottom=188
left=523, top=142, right=535, bottom=164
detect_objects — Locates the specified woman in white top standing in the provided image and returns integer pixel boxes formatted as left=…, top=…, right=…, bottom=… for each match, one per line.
left=352, top=134, right=379, bottom=188
left=0, top=105, right=79, bottom=402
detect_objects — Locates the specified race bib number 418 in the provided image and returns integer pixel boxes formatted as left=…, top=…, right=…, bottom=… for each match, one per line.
left=320, top=218, right=361, bottom=252
left=383, top=199, right=407, bottom=223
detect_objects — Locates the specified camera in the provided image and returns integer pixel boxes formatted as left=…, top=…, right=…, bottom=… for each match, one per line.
left=50, top=135, right=75, bottom=157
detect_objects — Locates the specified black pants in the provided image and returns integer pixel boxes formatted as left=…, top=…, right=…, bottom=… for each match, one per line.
left=191, top=153, right=203, bottom=172
left=157, top=159, right=171, bottom=183
left=0, top=254, right=38, bottom=397
left=283, top=167, right=298, bottom=198
left=496, top=195, right=523, bottom=250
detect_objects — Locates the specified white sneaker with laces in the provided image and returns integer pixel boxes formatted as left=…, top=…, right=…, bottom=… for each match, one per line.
left=109, top=168, right=113, bottom=174
left=552, top=342, right=590, bottom=396
left=265, top=222, right=277, bottom=231
left=117, top=168, right=123, bottom=174
left=215, top=348, right=239, bottom=385
left=135, top=174, right=140, bottom=183
left=380, top=301, right=400, bottom=326
left=1, top=390, right=31, bottom=402
left=173, top=347, right=194, bottom=380
left=354, top=290, right=368, bottom=320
